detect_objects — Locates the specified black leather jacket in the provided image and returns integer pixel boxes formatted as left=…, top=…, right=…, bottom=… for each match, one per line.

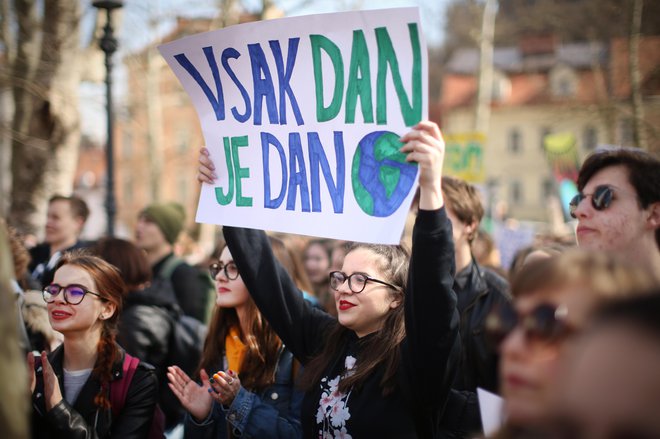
left=31, top=344, right=159, bottom=439
left=439, top=259, right=511, bottom=438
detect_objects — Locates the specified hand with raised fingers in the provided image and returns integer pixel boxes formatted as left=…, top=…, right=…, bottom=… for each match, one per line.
left=27, top=352, right=36, bottom=395
left=399, top=120, right=445, bottom=210
left=167, top=366, right=213, bottom=422
left=40, top=352, right=63, bottom=412
left=198, top=147, right=217, bottom=184
left=208, top=369, right=241, bottom=407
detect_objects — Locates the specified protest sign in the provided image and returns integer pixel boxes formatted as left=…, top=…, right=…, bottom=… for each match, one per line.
left=444, top=132, right=486, bottom=183
left=159, top=7, right=428, bottom=244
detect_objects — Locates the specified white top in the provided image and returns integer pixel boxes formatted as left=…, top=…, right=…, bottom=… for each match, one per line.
left=63, top=368, right=93, bottom=405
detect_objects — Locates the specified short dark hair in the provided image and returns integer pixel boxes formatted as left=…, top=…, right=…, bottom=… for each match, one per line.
left=577, top=147, right=660, bottom=249
left=49, top=194, right=90, bottom=223
left=441, top=176, right=484, bottom=242
left=593, top=290, right=660, bottom=342
left=93, top=237, right=152, bottom=290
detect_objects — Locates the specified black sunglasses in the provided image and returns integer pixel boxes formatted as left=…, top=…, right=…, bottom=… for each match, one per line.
left=569, top=185, right=614, bottom=219
left=485, top=302, right=574, bottom=348
left=209, top=261, right=239, bottom=280
left=329, top=271, right=401, bottom=294
left=43, top=283, right=105, bottom=305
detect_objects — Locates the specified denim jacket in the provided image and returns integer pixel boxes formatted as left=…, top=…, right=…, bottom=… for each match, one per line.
left=184, top=347, right=303, bottom=438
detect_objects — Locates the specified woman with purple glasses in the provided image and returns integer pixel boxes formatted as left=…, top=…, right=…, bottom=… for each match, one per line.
left=486, top=249, right=654, bottom=436
left=30, top=252, right=159, bottom=438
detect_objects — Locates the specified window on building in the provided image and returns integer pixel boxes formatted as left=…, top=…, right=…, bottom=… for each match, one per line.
left=583, top=126, right=598, bottom=151
left=620, top=118, right=634, bottom=146
left=542, top=178, right=555, bottom=202
left=176, top=127, right=190, bottom=154
left=124, top=176, right=133, bottom=205
left=508, top=128, right=522, bottom=154
left=550, top=65, right=577, bottom=97
left=540, top=127, right=552, bottom=151
left=510, top=180, right=523, bottom=206
left=122, top=130, right=133, bottom=159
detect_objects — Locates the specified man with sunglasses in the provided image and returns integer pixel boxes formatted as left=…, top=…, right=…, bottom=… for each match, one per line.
left=572, top=147, right=660, bottom=277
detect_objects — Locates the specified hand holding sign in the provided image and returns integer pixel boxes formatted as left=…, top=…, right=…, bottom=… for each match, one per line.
left=400, top=121, right=445, bottom=210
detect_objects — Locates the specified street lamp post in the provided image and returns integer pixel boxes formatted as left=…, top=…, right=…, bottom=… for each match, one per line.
left=93, top=0, right=123, bottom=237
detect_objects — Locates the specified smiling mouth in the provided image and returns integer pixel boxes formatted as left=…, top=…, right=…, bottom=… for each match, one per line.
left=51, top=310, right=71, bottom=319
left=338, top=300, right=355, bottom=310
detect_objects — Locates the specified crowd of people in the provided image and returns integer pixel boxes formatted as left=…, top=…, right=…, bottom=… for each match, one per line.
left=2, top=119, right=659, bottom=438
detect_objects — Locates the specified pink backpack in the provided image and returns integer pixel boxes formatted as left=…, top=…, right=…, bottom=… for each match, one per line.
left=110, top=353, right=166, bottom=439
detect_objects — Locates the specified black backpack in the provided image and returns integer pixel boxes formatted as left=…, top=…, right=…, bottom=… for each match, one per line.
left=158, top=256, right=208, bottom=378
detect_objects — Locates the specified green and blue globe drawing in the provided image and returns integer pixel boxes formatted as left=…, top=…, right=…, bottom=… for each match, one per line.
left=352, top=131, right=419, bottom=217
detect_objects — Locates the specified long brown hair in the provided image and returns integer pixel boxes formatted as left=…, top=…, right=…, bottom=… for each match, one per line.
left=300, top=243, right=409, bottom=396
left=56, top=252, right=126, bottom=409
left=198, top=248, right=282, bottom=392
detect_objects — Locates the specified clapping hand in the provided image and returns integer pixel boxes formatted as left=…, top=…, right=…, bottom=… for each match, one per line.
left=167, top=366, right=213, bottom=422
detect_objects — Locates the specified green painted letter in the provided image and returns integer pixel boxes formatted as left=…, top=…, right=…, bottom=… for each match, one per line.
left=345, top=30, right=373, bottom=124
left=215, top=137, right=235, bottom=205
left=310, top=34, right=344, bottom=122
left=375, top=23, right=422, bottom=126
left=231, top=136, right=253, bottom=207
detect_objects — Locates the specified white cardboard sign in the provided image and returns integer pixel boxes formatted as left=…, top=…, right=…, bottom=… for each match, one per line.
left=159, top=7, right=428, bottom=243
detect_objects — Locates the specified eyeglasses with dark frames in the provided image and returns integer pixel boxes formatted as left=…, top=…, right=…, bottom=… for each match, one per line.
left=485, top=302, right=575, bottom=348
left=569, top=185, right=615, bottom=219
left=329, top=271, right=402, bottom=294
left=209, top=261, right=239, bottom=280
left=43, top=283, right=105, bottom=305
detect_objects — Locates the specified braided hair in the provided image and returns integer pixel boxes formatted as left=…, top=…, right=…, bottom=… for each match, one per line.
left=56, top=252, right=127, bottom=409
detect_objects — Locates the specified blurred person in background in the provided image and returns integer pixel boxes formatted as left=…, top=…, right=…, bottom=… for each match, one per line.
left=167, top=242, right=303, bottom=438
left=29, top=195, right=91, bottom=289
left=550, top=291, right=660, bottom=439
left=303, top=239, right=335, bottom=314
left=135, top=202, right=209, bottom=322
left=487, top=250, right=655, bottom=437
left=29, top=252, right=159, bottom=437
left=435, top=176, right=511, bottom=437
left=572, top=147, right=660, bottom=277
left=93, top=237, right=185, bottom=431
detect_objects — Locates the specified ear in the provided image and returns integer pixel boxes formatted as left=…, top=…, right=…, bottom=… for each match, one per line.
left=100, top=302, right=117, bottom=321
left=389, top=297, right=402, bottom=310
left=646, top=202, right=660, bottom=229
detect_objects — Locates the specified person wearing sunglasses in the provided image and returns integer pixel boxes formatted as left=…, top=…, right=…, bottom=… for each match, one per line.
left=572, top=147, right=660, bottom=277
left=29, top=252, right=159, bottom=438
left=166, top=243, right=303, bottom=438
left=196, top=121, right=460, bottom=438
left=487, top=249, right=654, bottom=435
left=549, top=291, right=660, bottom=439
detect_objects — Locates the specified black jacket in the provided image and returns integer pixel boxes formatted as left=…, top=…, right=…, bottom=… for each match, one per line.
left=31, top=344, right=159, bottom=439
left=224, top=208, right=460, bottom=438
left=439, top=260, right=511, bottom=438
left=117, top=282, right=186, bottom=430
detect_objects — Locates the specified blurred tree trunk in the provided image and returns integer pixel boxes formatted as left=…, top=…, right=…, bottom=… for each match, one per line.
left=8, top=0, right=82, bottom=235
left=0, top=223, right=29, bottom=439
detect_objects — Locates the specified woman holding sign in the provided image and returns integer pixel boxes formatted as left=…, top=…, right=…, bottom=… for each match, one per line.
left=197, top=120, right=459, bottom=438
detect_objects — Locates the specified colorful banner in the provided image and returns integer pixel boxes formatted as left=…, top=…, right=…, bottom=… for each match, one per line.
left=159, top=8, right=427, bottom=244
left=443, top=132, right=486, bottom=183
left=543, top=132, right=579, bottom=220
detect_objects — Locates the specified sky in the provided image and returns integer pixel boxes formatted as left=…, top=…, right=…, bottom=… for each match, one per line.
left=80, top=0, right=451, bottom=141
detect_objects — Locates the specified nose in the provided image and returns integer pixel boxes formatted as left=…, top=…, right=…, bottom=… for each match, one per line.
left=500, top=326, right=527, bottom=360
left=572, top=195, right=592, bottom=219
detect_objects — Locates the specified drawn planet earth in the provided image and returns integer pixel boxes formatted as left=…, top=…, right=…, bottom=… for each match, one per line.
left=352, top=131, right=419, bottom=217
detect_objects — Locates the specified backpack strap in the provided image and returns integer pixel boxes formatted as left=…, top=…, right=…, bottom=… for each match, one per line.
left=159, top=255, right=184, bottom=281
left=110, top=353, right=141, bottom=419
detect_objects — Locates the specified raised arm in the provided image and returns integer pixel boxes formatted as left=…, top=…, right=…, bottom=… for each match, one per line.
left=223, top=226, right=334, bottom=362
left=400, top=122, right=461, bottom=406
